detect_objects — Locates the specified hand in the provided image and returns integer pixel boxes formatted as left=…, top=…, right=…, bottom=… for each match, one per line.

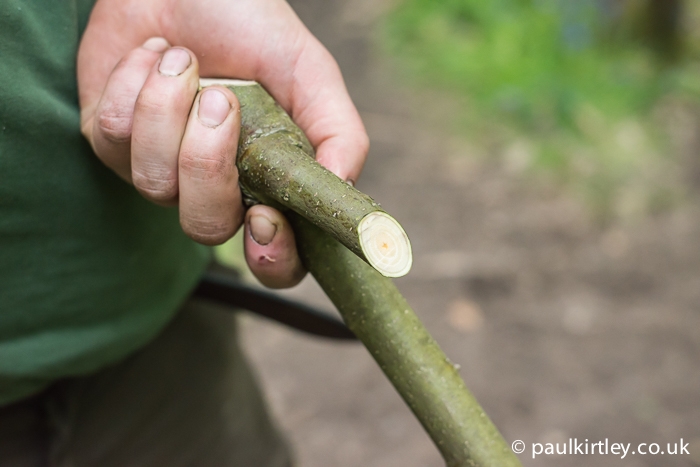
left=77, top=0, right=369, bottom=288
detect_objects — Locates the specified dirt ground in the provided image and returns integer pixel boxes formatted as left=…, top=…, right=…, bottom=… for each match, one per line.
left=237, top=0, right=700, bottom=466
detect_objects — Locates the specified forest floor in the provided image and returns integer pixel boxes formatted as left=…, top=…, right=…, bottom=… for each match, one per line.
left=237, top=0, right=700, bottom=466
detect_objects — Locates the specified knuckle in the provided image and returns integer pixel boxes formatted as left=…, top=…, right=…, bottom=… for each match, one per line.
left=96, top=106, right=133, bottom=144
left=182, top=219, right=236, bottom=246
left=179, top=151, right=233, bottom=183
left=132, top=170, right=178, bottom=201
left=135, top=89, right=173, bottom=117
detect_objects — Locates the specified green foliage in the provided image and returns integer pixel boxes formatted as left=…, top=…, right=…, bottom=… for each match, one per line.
left=383, top=0, right=700, bottom=220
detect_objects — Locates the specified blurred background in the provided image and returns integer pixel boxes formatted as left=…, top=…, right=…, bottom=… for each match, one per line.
left=218, top=0, right=700, bottom=465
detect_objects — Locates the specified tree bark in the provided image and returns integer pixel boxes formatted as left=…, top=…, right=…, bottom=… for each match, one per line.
left=290, top=216, right=522, bottom=467
left=200, top=79, right=411, bottom=278
left=201, top=79, right=522, bottom=467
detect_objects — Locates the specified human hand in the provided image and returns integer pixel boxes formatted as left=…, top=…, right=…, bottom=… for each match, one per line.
left=77, top=0, right=369, bottom=288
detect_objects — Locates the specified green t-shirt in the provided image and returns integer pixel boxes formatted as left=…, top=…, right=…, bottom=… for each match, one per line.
left=0, top=0, right=210, bottom=405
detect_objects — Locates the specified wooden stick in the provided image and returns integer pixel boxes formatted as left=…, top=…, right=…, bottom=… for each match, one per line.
left=201, top=78, right=522, bottom=467
left=200, top=79, right=411, bottom=278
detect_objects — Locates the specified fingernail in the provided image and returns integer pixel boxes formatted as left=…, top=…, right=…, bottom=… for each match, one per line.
left=159, top=48, right=191, bottom=76
left=249, top=215, right=277, bottom=246
left=346, top=178, right=355, bottom=187
left=142, top=37, right=169, bottom=53
left=198, top=89, right=230, bottom=127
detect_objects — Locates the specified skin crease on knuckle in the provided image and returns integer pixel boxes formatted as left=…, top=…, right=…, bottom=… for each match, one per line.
left=134, top=89, right=183, bottom=119
left=131, top=168, right=179, bottom=201
left=182, top=189, right=243, bottom=245
left=179, top=151, right=234, bottom=183
left=183, top=219, right=238, bottom=246
left=95, top=105, right=133, bottom=144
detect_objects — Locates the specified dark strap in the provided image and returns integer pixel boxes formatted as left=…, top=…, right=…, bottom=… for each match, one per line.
left=193, top=269, right=357, bottom=341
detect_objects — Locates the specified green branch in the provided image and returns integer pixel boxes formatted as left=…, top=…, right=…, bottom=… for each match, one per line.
left=200, top=79, right=522, bottom=467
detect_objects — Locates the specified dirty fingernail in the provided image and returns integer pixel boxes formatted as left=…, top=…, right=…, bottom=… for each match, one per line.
left=159, top=48, right=191, bottom=76
left=198, top=89, right=230, bottom=127
left=250, top=215, right=277, bottom=246
left=142, top=37, right=169, bottom=53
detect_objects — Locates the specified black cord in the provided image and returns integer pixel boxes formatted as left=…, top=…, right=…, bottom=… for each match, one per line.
left=194, top=268, right=357, bottom=341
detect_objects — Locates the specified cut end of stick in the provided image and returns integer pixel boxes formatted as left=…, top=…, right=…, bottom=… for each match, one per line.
left=358, top=212, right=412, bottom=278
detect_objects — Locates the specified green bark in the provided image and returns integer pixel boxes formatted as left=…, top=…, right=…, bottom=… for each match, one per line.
left=201, top=79, right=522, bottom=467
left=206, top=80, right=410, bottom=277
left=290, top=216, right=522, bottom=467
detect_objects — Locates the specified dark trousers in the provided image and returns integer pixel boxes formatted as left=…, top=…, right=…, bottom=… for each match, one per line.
left=0, top=298, right=291, bottom=467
